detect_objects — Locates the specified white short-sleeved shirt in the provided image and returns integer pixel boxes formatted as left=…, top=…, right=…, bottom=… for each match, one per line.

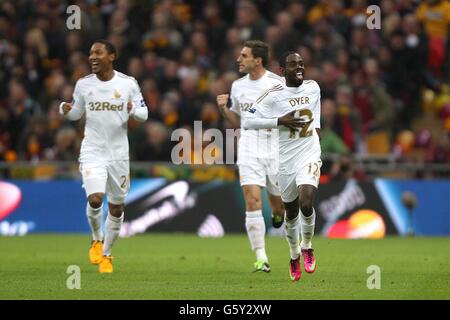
left=249, top=80, right=322, bottom=175
left=229, top=70, right=284, bottom=165
left=70, top=71, right=146, bottom=163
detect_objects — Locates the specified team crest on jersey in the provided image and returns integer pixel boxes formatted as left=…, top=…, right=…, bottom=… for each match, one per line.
left=114, top=89, right=121, bottom=99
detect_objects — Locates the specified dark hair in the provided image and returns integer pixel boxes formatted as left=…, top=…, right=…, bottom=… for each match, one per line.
left=279, top=51, right=298, bottom=68
left=243, top=40, right=270, bottom=67
left=93, top=39, right=117, bottom=57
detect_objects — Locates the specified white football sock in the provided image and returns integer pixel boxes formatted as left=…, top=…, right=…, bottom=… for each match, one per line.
left=300, top=208, right=316, bottom=249
left=86, top=202, right=103, bottom=241
left=103, top=212, right=124, bottom=256
left=285, top=214, right=300, bottom=259
left=245, top=210, right=268, bottom=262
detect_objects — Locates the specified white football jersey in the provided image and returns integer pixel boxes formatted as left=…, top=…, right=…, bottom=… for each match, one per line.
left=229, top=70, right=284, bottom=164
left=69, top=71, right=146, bottom=162
left=249, top=80, right=322, bottom=174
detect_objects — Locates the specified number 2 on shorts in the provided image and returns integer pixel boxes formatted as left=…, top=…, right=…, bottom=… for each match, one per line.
left=308, top=162, right=320, bottom=177
left=120, top=175, right=127, bottom=189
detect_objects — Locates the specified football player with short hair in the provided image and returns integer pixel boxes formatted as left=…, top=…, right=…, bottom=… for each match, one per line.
left=60, top=40, right=148, bottom=273
left=243, top=51, right=322, bottom=282
left=216, top=40, right=287, bottom=273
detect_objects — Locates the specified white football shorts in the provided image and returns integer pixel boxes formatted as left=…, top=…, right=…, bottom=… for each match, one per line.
left=278, top=160, right=322, bottom=203
left=79, top=160, right=130, bottom=205
left=237, top=131, right=281, bottom=195
left=238, top=161, right=281, bottom=196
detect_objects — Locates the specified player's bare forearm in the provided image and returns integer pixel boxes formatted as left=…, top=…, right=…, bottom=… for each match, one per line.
left=216, top=94, right=240, bottom=128
left=316, top=128, right=321, bottom=141
left=223, top=109, right=241, bottom=128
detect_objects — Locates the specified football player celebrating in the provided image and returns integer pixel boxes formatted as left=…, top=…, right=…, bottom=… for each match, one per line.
left=60, top=40, right=148, bottom=273
left=216, top=40, right=286, bottom=273
left=243, top=51, right=321, bottom=282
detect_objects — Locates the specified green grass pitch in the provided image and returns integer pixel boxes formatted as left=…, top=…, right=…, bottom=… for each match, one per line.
left=0, top=234, right=449, bottom=300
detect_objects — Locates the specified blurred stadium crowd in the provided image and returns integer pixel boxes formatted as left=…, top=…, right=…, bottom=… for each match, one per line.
left=0, top=0, right=449, bottom=180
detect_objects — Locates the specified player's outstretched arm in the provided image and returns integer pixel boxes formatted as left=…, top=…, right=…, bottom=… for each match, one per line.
left=242, top=116, right=278, bottom=130
left=59, top=101, right=84, bottom=121
left=242, top=111, right=308, bottom=130
left=216, top=94, right=240, bottom=128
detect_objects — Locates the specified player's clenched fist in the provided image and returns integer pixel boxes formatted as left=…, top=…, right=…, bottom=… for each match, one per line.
left=216, top=94, right=229, bottom=112
left=62, top=102, right=72, bottom=115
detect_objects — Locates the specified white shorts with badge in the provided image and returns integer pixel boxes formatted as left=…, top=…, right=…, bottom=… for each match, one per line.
left=278, top=160, right=322, bottom=203
left=79, top=160, right=130, bottom=205
left=238, top=160, right=281, bottom=196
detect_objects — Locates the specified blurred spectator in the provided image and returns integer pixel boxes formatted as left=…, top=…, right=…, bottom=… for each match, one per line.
left=0, top=107, right=11, bottom=161
left=127, top=56, right=144, bottom=81
left=287, top=1, right=310, bottom=36
left=51, top=127, right=80, bottom=161
left=274, top=11, right=303, bottom=54
left=307, top=0, right=333, bottom=25
left=415, top=0, right=450, bottom=78
left=178, top=75, right=206, bottom=126
left=107, top=32, right=130, bottom=72
left=47, top=100, right=63, bottom=137
left=364, top=59, right=396, bottom=136
left=334, top=85, right=361, bottom=152
left=385, top=19, right=427, bottom=128
left=319, top=60, right=341, bottom=99
left=320, top=98, right=351, bottom=156
left=425, top=131, right=450, bottom=164
left=320, top=97, right=365, bottom=181
left=65, top=31, right=84, bottom=57
left=7, top=78, right=42, bottom=149
left=140, top=78, right=161, bottom=115
left=202, top=1, right=228, bottom=63
left=218, top=27, right=243, bottom=72
left=235, top=0, right=267, bottom=41
left=141, top=8, right=183, bottom=59
left=159, top=59, right=180, bottom=92
left=351, top=63, right=395, bottom=154
left=265, top=25, right=284, bottom=59
left=328, top=0, right=352, bottom=42
left=348, top=27, right=374, bottom=68
left=200, top=101, right=221, bottom=129
left=157, top=95, right=180, bottom=127
left=23, top=49, right=43, bottom=99
left=134, top=121, right=172, bottom=162
left=314, top=20, right=347, bottom=62
left=177, top=47, right=200, bottom=80
left=18, top=116, right=52, bottom=161
left=44, top=68, right=66, bottom=102
left=25, top=28, right=48, bottom=60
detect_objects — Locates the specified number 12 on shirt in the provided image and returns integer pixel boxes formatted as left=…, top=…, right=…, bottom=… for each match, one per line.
left=289, top=109, right=313, bottom=139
